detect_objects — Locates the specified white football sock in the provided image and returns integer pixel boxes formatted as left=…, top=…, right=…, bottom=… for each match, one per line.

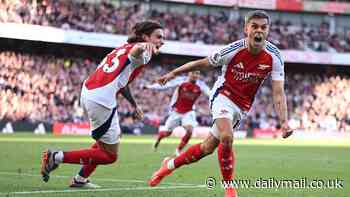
left=75, top=174, right=87, bottom=183
left=54, top=151, right=64, bottom=164
left=167, top=158, right=175, bottom=170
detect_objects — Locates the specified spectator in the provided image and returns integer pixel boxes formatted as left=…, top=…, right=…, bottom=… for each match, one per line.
left=0, top=51, right=349, bottom=132
left=1, top=1, right=350, bottom=52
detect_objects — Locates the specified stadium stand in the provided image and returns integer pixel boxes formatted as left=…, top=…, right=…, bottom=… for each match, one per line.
left=0, top=0, right=349, bottom=133
left=1, top=0, right=350, bottom=52
left=0, top=48, right=349, bottom=132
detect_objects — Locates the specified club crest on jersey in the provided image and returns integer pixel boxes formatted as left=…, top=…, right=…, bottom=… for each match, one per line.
left=257, top=64, right=270, bottom=70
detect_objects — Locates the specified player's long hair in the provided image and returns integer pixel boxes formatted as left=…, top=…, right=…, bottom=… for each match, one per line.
left=127, top=21, right=163, bottom=43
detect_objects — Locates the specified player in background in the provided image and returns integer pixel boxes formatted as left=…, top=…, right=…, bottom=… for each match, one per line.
left=40, top=20, right=164, bottom=188
left=146, top=71, right=210, bottom=155
left=148, top=10, right=294, bottom=197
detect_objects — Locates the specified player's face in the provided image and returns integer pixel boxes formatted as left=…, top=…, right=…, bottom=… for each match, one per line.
left=188, top=71, right=200, bottom=82
left=245, top=18, right=269, bottom=51
left=144, top=29, right=165, bottom=50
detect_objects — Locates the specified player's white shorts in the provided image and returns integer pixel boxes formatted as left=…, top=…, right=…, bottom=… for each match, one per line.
left=162, top=110, right=198, bottom=132
left=80, top=96, right=121, bottom=144
left=209, top=94, right=246, bottom=139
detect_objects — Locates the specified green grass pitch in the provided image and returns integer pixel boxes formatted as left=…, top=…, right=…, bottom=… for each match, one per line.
left=0, top=133, right=348, bottom=197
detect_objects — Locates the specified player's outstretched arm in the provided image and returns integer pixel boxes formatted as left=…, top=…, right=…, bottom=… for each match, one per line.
left=157, top=58, right=214, bottom=85
left=272, top=80, right=293, bottom=138
left=130, top=42, right=159, bottom=59
left=146, top=76, right=186, bottom=90
left=119, top=85, right=144, bottom=120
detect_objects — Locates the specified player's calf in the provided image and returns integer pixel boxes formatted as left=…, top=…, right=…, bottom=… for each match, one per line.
left=149, top=134, right=219, bottom=186
left=200, top=133, right=220, bottom=156
left=149, top=143, right=206, bottom=186
left=176, top=130, right=192, bottom=153
left=153, top=130, right=171, bottom=150
left=62, top=147, right=117, bottom=165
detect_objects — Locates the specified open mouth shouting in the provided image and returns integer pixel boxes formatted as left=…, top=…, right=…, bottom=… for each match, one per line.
left=254, top=35, right=263, bottom=43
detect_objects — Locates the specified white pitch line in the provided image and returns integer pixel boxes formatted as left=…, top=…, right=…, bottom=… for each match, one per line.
left=0, top=185, right=207, bottom=196
left=0, top=171, right=199, bottom=186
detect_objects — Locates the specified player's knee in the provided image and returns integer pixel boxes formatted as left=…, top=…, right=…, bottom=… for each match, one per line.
left=106, top=152, right=118, bottom=164
left=200, top=142, right=216, bottom=156
left=97, top=142, right=119, bottom=164
left=184, top=125, right=193, bottom=134
left=220, top=132, right=233, bottom=147
left=205, top=146, right=216, bottom=155
left=186, top=130, right=193, bottom=137
left=200, top=133, right=220, bottom=155
left=161, top=130, right=172, bottom=137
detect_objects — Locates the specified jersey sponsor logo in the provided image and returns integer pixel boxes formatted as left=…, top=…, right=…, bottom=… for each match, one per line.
left=232, top=70, right=264, bottom=82
left=181, top=90, right=200, bottom=100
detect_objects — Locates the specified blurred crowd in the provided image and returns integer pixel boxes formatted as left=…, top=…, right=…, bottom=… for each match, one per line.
left=0, top=51, right=94, bottom=123
left=0, top=51, right=349, bottom=132
left=248, top=73, right=350, bottom=132
left=1, top=0, right=350, bottom=52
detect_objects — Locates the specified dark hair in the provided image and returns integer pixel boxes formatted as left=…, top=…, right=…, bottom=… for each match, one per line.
left=127, top=20, right=163, bottom=43
left=245, top=10, right=270, bottom=25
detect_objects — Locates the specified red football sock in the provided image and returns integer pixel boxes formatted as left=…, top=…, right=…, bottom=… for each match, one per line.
left=79, top=164, right=97, bottom=179
left=157, top=131, right=171, bottom=141
left=176, top=132, right=192, bottom=151
left=217, top=143, right=235, bottom=181
left=63, top=144, right=117, bottom=165
left=78, top=142, right=98, bottom=178
left=174, top=143, right=203, bottom=168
